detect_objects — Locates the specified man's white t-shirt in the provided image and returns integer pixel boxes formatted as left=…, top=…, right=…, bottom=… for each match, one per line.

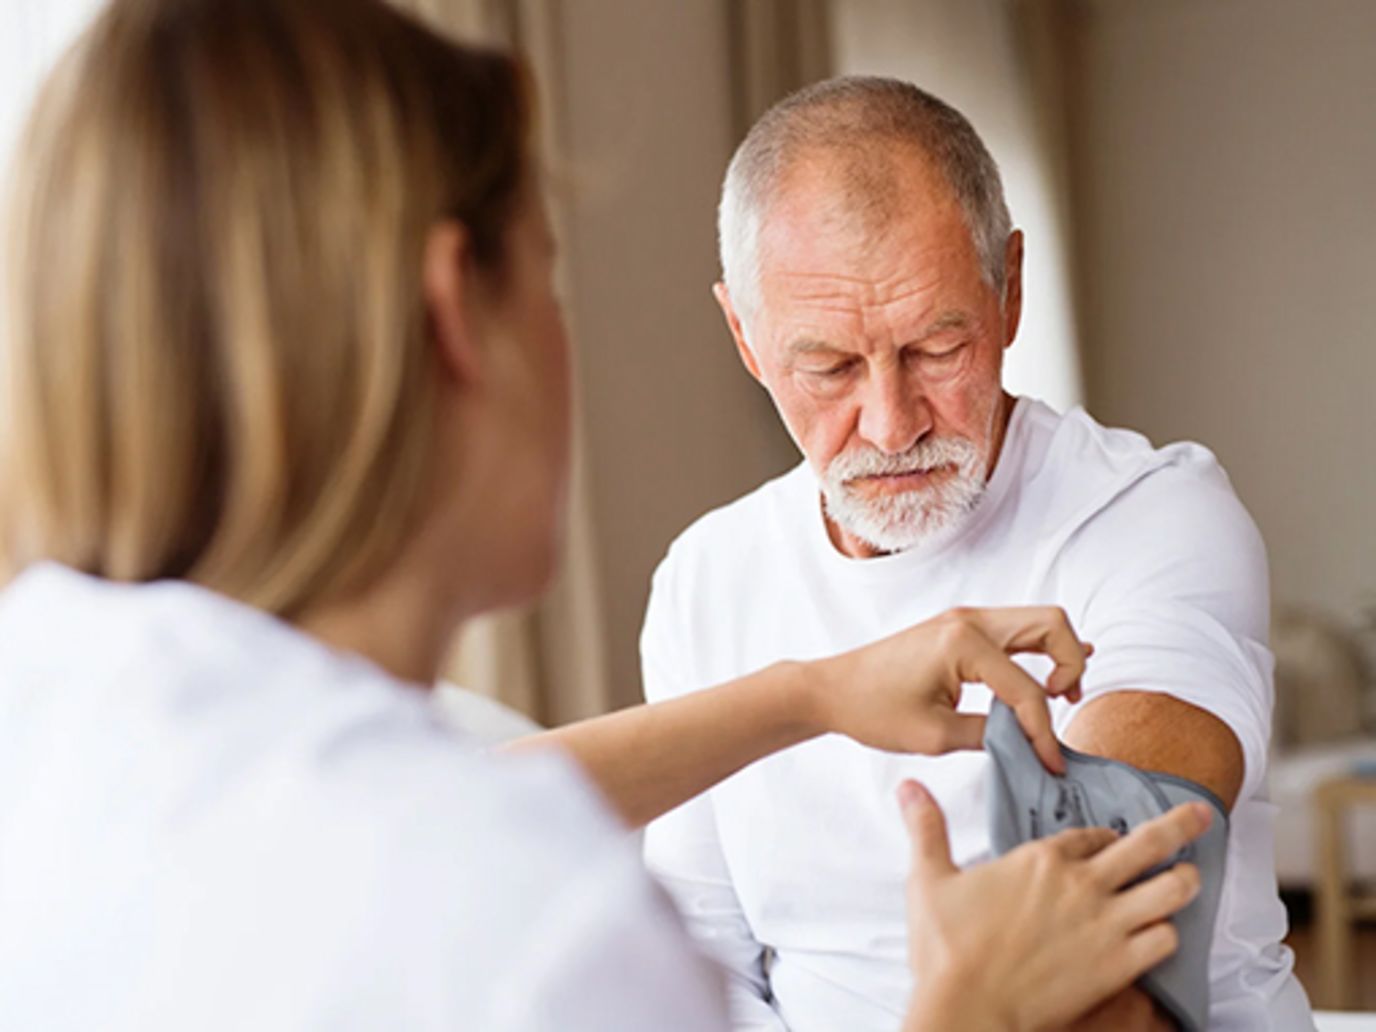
left=0, top=565, right=728, bottom=1031
left=642, top=398, right=1312, bottom=1031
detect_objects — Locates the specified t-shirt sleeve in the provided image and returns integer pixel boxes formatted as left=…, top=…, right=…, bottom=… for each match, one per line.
left=1054, top=456, right=1275, bottom=801
left=484, top=844, right=731, bottom=1032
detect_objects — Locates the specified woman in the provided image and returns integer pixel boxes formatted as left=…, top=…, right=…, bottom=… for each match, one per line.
left=0, top=1, right=1206, bottom=1029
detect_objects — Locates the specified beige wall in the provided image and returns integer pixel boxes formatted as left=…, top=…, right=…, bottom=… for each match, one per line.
left=1065, top=0, right=1376, bottom=625
left=551, top=0, right=797, bottom=711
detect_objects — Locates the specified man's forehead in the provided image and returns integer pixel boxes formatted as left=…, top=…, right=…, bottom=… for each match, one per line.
left=758, top=152, right=974, bottom=282
left=756, top=214, right=982, bottom=321
left=766, top=140, right=959, bottom=235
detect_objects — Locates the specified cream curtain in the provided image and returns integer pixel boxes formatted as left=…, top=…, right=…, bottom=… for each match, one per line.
left=725, top=0, right=834, bottom=135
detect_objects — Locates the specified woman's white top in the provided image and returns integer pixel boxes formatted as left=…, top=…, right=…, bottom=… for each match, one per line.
left=0, top=564, right=728, bottom=1031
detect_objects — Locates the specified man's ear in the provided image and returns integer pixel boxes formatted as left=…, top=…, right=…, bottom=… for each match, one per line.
left=1001, top=229, right=1025, bottom=350
left=712, top=281, right=764, bottom=384
left=423, top=219, right=482, bottom=386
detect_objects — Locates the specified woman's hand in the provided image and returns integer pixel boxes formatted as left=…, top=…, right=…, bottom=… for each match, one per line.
left=808, top=606, right=1090, bottom=773
left=898, top=780, right=1210, bottom=1032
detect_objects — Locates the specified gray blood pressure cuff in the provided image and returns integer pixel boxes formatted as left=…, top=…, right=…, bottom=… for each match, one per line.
left=983, top=700, right=1230, bottom=1032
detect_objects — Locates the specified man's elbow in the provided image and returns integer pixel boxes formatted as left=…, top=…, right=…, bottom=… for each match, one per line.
left=1061, top=691, right=1244, bottom=810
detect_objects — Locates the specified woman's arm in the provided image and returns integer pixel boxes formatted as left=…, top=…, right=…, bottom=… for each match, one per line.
left=508, top=606, right=1088, bottom=828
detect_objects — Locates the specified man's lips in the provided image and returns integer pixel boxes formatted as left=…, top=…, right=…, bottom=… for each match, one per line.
left=845, top=465, right=955, bottom=495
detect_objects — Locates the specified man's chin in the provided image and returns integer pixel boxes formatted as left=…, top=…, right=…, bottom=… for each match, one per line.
left=830, top=492, right=984, bottom=555
left=846, top=523, right=951, bottom=555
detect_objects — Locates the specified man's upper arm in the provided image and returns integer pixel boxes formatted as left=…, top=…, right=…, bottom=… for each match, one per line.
left=1056, top=457, right=1273, bottom=809
left=1049, top=458, right=1267, bottom=1030
left=1062, top=691, right=1243, bottom=810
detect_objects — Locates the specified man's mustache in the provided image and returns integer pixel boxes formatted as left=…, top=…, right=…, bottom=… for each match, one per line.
left=827, top=436, right=982, bottom=484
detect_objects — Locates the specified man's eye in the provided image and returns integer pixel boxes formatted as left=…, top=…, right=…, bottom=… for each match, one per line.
left=807, top=361, right=854, bottom=378
left=921, top=342, right=966, bottom=363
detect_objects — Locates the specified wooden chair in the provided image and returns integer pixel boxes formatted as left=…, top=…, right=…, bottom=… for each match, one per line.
left=1315, top=775, right=1376, bottom=1008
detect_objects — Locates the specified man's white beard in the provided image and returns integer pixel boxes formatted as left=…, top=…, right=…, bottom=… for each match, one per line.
left=820, top=435, right=988, bottom=554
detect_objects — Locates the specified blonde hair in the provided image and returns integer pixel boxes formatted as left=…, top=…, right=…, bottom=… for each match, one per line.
left=0, top=0, right=530, bottom=615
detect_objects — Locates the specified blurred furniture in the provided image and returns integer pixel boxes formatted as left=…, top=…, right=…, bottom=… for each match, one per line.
left=1314, top=1012, right=1376, bottom=1030
left=1271, top=609, right=1376, bottom=894
left=1273, top=610, right=1372, bottom=751
left=1315, top=775, right=1376, bottom=1009
left=1273, top=741, right=1376, bottom=888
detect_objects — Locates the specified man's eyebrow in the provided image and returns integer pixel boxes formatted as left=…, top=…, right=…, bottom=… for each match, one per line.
left=786, top=338, right=845, bottom=357
left=785, top=311, right=972, bottom=357
left=910, top=311, right=971, bottom=343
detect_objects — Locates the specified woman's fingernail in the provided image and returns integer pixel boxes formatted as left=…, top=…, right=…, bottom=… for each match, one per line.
left=896, top=779, right=923, bottom=810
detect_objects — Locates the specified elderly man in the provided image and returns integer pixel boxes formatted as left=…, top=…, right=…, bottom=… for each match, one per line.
left=642, top=77, right=1312, bottom=1031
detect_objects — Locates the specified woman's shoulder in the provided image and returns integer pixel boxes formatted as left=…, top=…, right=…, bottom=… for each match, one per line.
left=0, top=567, right=723, bottom=1028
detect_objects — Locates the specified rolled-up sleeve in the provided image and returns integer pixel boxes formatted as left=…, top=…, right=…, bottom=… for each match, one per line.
left=1052, top=456, right=1274, bottom=801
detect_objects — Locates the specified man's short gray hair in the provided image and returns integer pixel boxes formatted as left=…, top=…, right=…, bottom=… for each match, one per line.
left=719, top=76, right=1012, bottom=334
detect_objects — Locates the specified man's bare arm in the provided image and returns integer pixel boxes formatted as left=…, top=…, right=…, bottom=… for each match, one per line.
left=1057, top=691, right=1244, bottom=1030
left=1063, top=691, right=1243, bottom=811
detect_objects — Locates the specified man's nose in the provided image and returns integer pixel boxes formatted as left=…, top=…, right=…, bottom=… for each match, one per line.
left=857, top=366, right=931, bottom=455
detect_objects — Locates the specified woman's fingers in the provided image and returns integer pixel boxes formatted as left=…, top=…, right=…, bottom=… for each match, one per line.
left=970, top=605, right=1091, bottom=698
left=960, top=636, right=1065, bottom=774
left=898, top=780, right=957, bottom=882
left=1088, top=803, right=1212, bottom=890
left=832, top=605, right=1091, bottom=766
left=1045, top=825, right=1119, bottom=862
left=1111, top=862, right=1201, bottom=931
left=1086, top=921, right=1182, bottom=1012
left=1120, top=922, right=1182, bottom=983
